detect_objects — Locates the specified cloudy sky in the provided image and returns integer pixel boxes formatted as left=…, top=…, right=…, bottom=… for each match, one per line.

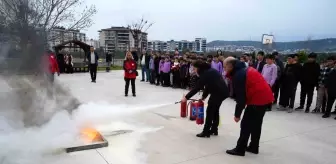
left=84, top=0, right=335, bottom=42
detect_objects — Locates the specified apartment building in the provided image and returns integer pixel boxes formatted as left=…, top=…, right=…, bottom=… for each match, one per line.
left=150, top=38, right=207, bottom=52
left=147, top=40, right=167, bottom=51
left=195, top=38, right=207, bottom=52
left=99, top=26, right=148, bottom=52
left=48, top=26, right=86, bottom=51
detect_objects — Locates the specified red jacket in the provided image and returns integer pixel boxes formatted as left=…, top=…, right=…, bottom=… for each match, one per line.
left=123, top=59, right=137, bottom=79
left=43, top=53, right=59, bottom=73
left=228, top=61, right=274, bottom=118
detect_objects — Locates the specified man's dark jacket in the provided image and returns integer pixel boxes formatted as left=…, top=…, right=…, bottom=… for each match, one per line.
left=86, top=51, right=99, bottom=65
left=301, top=61, right=320, bottom=87
left=253, top=60, right=266, bottom=73
left=140, top=53, right=151, bottom=69
left=185, top=68, right=229, bottom=100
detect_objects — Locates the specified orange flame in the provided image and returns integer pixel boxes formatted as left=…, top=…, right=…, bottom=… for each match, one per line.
left=80, top=128, right=101, bottom=143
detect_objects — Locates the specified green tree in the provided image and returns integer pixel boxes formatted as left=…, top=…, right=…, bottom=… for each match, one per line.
left=297, top=50, right=308, bottom=63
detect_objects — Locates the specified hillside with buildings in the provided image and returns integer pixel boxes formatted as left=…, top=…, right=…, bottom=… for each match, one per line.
left=207, top=38, right=336, bottom=53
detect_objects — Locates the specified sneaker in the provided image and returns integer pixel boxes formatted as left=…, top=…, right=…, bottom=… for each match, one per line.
left=246, top=146, right=259, bottom=154
left=226, top=148, right=245, bottom=156
left=331, top=111, right=336, bottom=115
left=288, top=108, right=294, bottom=113
left=132, top=94, right=136, bottom=97
left=279, top=105, right=287, bottom=111
left=305, top=107, right=310, bottom=113
left=322, top=114, right=330, bottom=118
left=295, top=106, right=304, bottom=110
left=125, top=94, right=128, bottom=97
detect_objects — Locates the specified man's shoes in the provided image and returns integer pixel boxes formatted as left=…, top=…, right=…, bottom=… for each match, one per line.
left=246, top=146, right=259, bottom=154
left=295, top=106, right=304, bottom=110
left=312, top=108, right=320, bottom=113
left=334, top=117, right=336, bottom=120
left=331, top=111, right=336, bottom=114
left=305, top=107, right=310, bottom=113
left=125, top=94, right=128, bottom=97
left=322, top=114, right=330, bottom=118
left=210, top=131, right=218, bottom=136
left=132, top=94, right=136, bottom=97
left=140, top=80, right=145, bottom=82
left=226, top=148, right=245, bottom=156
left=288, top=108, right=294, bottom=113
left=196, top=132, right=210, bottom=138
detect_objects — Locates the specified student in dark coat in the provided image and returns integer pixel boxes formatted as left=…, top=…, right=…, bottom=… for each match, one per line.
left=295, top=53, right=320, bottom=112
left=272, top=52, right=284, bottom=104
left=86, top=46, right=99, bottom=83
left=323, top=66, right=336, bottom=119
left=279, top=54, right=302, bottom=113
left=181, top=61, right=229, bottom=138
left=253, top=51, right=266, bottom=73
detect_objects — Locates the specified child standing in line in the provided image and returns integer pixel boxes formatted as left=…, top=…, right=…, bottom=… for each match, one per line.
left=162, top=57, right=171, bottom=87
left=159, top=57, right=165, bottom=86
left=180, top=59, right=189, bottom=89
left=172, top=58, right=181, bottom=88
left=149, top=54, right=155, bottom=84
left=188, top=58, right=199, bottom=90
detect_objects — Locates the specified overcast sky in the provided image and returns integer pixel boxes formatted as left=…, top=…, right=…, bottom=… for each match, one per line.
left=84, top=0, right=335, bottom=42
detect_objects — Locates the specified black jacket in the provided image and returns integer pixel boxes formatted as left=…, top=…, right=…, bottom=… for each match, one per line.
left=154, top=57, right=160, bottom=73
left=131, top=51, right=139, bottom=62
left=140, top=54, right=150, bottom=69
left=185, top=68, right=229, bottom=100
left=86, top=51, right=99, bottom=65
left=301, top=62, right=320, bottom=87
left=325, top=69, right=336, bottom=95
left=281, top=63, right=302, bottom=88
left=253, top=60, right=266, bottom=73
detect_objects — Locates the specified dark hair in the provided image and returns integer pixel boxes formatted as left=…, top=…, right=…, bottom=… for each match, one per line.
left=193, top=60, right=211, bottom=75
left=207, top=55, right=213, bottom=58
left=214, top=54, right=219, bottom=58
left=257, top=51, right=265, bottom=56
left=265, top=54, right=275, bottom=60
left=308, top=52, right=317, bottom=59
left=327, top=56, right=335, bottom=61
left=272, top=51, right=279, bottom=56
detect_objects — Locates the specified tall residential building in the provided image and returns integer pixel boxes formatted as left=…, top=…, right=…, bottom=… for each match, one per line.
left=147, top=40, right=167, bottom=51
left=195, top=38, right=207, bottom=52
left=86, top=39, right=100, bottom=49
left=98, top=26, right=148, bottom=52
left=48, top=26, right=86, bottom=51
left=149, top=38, right=207, bottom=52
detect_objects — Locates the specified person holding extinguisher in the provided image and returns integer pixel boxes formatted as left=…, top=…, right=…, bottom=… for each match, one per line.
left=223, top=57, right=274, bottom=156
left=123, top=51, right=138, bottom=97
left=181, top=60, right=229, bottom=138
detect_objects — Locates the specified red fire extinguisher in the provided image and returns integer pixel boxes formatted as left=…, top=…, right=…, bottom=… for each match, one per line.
left=180, top=100, right=187, bottom=118
left=196, top=100, right=204, bottom=125
left=189, top=100, right=197, bottom=121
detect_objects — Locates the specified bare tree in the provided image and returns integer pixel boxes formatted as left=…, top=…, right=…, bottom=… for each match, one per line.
left=0, top=0, right=96, bottom=43
left=127, top=17, right=153, bottom=51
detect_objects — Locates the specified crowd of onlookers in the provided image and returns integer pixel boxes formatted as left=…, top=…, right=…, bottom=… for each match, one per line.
left=134, top=49, right=336, bottom=119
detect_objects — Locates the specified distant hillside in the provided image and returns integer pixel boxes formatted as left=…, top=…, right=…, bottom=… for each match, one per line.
left=207, top=38, right=336, bottom=52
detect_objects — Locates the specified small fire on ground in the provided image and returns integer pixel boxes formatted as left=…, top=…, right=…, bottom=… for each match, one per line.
left=80, top=127, right=104, bottom=144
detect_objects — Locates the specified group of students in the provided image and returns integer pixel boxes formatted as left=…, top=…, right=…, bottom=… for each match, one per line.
left=235, top=51, right=336, bottom=119
left=139, top=51, right=227, bottom=91
left=138, top=49, right=336, bottom=119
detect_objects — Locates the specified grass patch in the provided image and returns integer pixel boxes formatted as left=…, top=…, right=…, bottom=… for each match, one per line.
left=97, top=65, right=123, bottom=71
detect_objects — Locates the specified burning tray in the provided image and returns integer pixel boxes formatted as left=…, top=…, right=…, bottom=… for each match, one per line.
left=65, top=128, right=108, bottom=153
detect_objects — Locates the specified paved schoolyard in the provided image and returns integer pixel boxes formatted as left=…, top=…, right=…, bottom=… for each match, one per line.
left=1, top=71, right=335, bottom=164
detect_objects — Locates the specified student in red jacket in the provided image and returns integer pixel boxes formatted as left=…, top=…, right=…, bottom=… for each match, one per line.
left=224, top=57, right=274, bottom=156
left=42, top=51, right=60, bottom=83
left=123, top=51, right=137, bottom=97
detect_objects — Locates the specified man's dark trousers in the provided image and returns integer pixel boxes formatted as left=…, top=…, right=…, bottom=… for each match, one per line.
left=236, top=105, right=267, bottom=151
left=89, top=64, right=97, bottom=81
left=299, top=85, right=315, bottom=108
left=203, top=96, right=224, bottom=134
left=272, top=80, right=280, bottom=104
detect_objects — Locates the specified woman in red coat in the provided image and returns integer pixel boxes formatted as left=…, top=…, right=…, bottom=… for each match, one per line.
left=123, top=51, right=138, bottom=97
